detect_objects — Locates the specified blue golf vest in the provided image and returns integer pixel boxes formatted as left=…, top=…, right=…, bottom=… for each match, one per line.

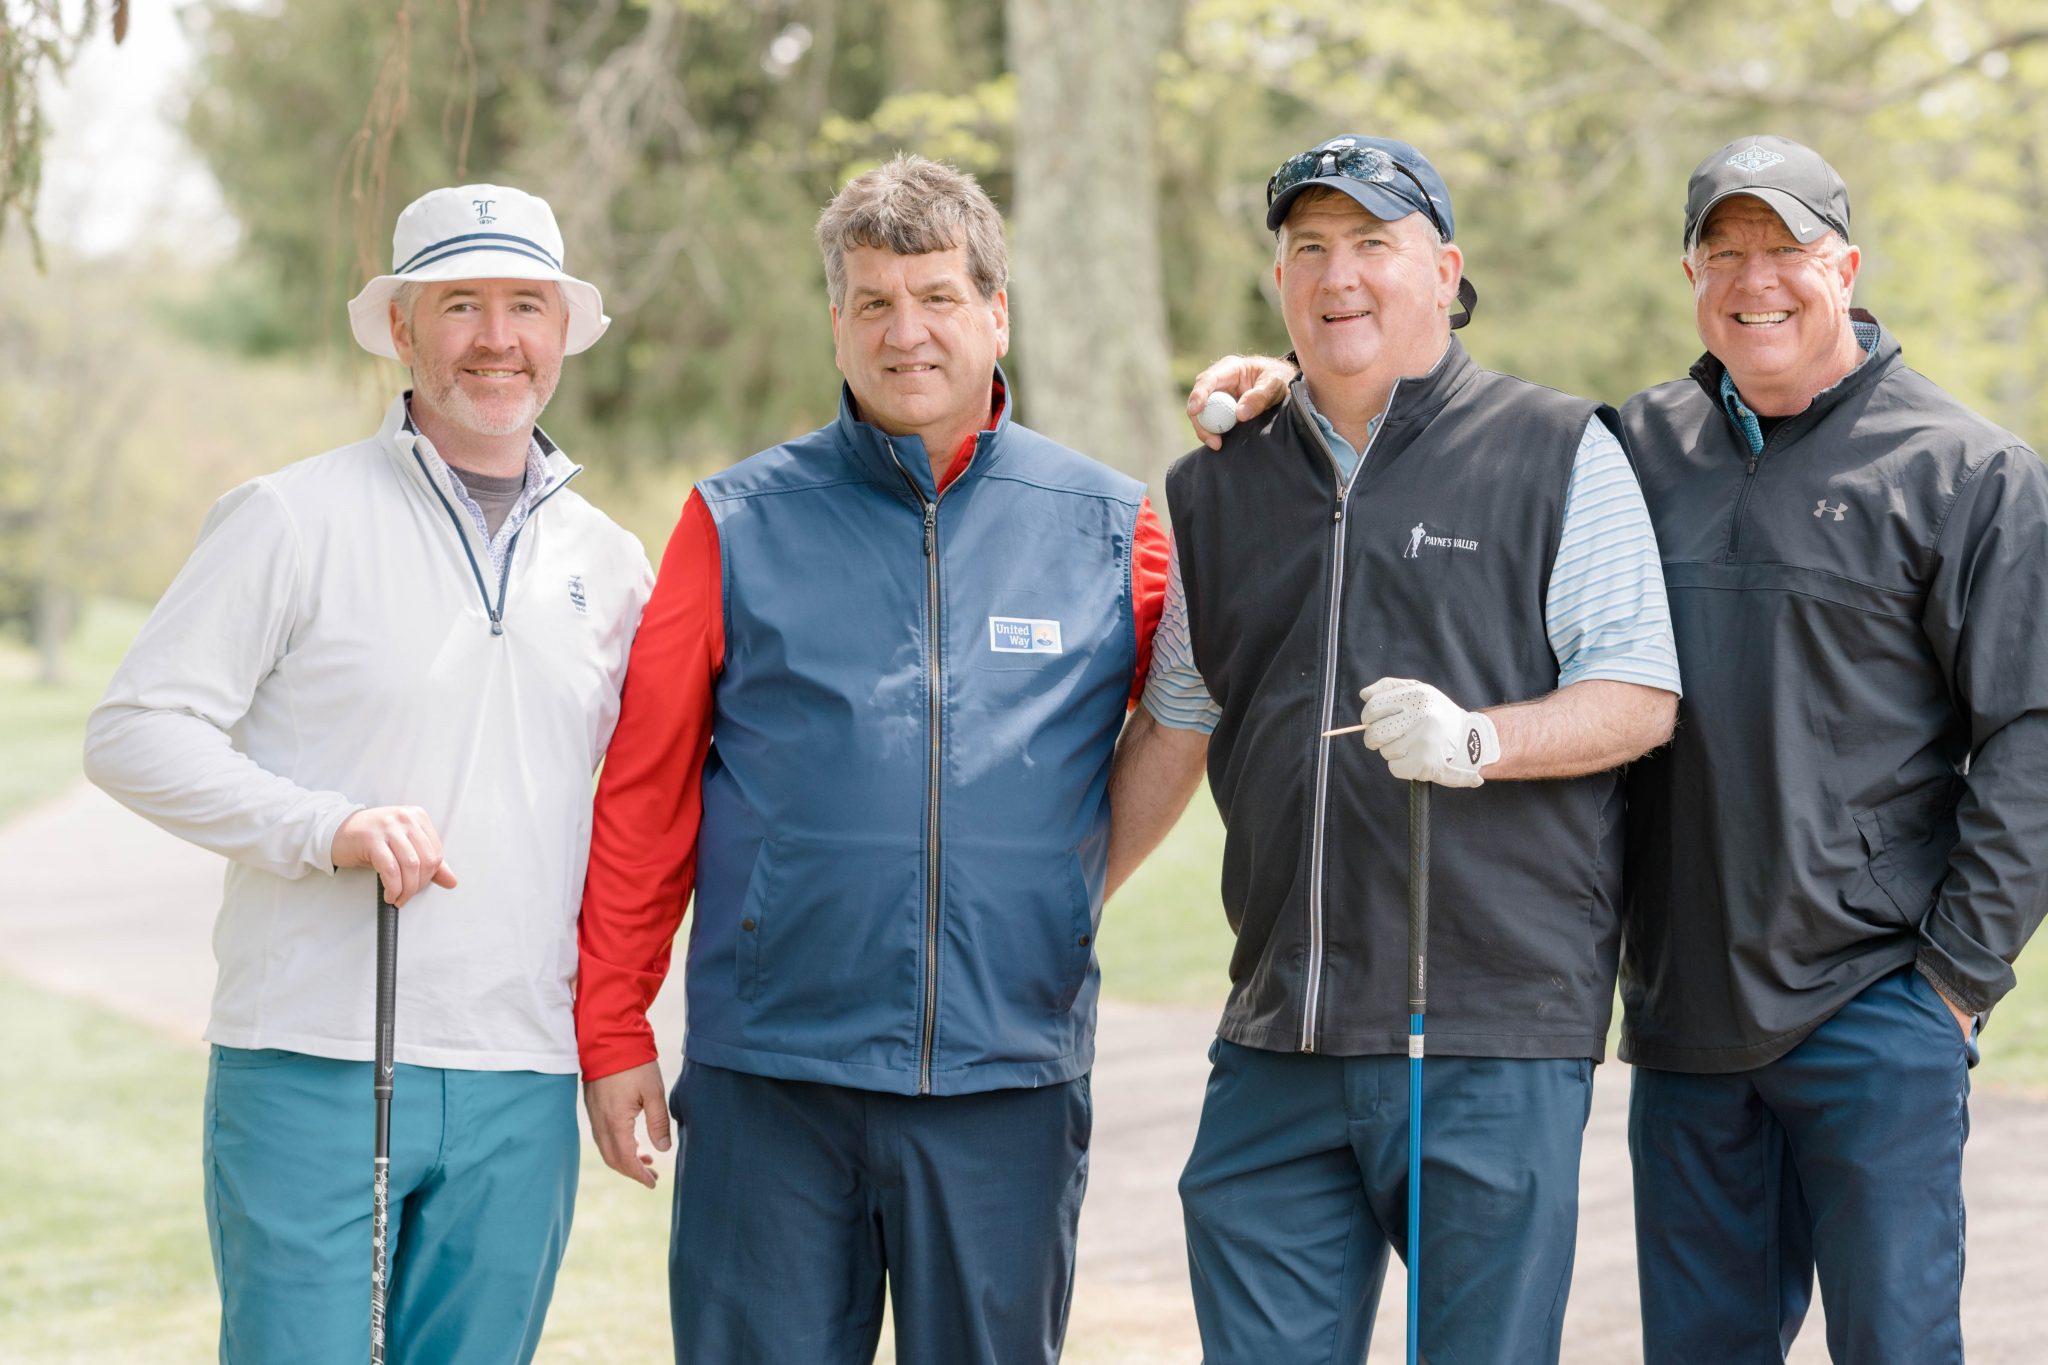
left=684, top=375, right=1146, bottom=1096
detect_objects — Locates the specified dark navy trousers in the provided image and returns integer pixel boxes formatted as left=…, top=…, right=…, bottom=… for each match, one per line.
left=1630, top=965, right=1976, bottom=1364
left=666, top=1061, right=1089, bottom=1365
left=1179, top=1039, right=1595, bottom=1365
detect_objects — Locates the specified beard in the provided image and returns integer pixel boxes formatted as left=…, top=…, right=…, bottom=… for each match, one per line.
left=412, top=348, right=562, bottom=437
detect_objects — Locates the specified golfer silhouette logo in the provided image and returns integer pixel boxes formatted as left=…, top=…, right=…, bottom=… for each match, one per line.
left=1404, top=523, right=1426, bottom=558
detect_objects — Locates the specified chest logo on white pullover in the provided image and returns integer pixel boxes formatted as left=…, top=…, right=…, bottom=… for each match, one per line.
left=567, top=574, right=588, bottom=612
left=989, top=617, right=1063, bottom=654
left=1814, top=500, right=1847, bottom=522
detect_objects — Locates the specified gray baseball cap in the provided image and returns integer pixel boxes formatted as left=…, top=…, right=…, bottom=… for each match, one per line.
left=1683, top=135, right=1851, bottom=250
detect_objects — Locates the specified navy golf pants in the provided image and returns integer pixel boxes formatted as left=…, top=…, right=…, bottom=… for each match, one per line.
left=1179, top=1039, right=1595, bottom=1365
left=1631, top=965, right=1976, bottom=1364
left=666, top=1061, right=1090, bottom=1365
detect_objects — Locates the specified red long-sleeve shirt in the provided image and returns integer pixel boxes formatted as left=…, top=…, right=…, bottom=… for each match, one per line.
left=575, top=423, right=1168, bottom=1080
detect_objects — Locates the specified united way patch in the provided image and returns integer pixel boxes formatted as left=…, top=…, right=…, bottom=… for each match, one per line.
left=988, top=616, right=1063, bottom=654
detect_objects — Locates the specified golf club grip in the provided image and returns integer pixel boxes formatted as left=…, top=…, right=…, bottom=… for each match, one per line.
left=1407, top=782, right=1430, bottom=1014
left=374, top=890, right=399, bottom=1111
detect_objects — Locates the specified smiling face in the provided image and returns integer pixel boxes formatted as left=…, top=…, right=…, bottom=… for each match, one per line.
left=392, top=278, right=567, bottom=438
left=831, top=244, right=1008, bottom=445
left=1275, top=191, right=1463, bottom=402
left=1685, top=196, right=1863, bottom=415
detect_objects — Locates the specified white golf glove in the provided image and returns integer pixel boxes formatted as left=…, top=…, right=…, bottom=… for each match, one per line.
left=1356, top=677, right=1501, bottom=788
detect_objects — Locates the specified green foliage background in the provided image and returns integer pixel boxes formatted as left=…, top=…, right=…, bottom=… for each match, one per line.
left=169, top=0, right=2048, bottom=494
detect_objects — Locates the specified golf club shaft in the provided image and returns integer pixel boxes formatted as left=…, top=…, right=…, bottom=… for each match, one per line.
left=371, top=887, right=399, bottom=1365
left=1407, top=780, right=1430, bottom=1365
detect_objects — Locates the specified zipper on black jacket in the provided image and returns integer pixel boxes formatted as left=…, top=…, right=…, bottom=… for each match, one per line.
left=1726, top=409, right=1808, bottom=557
left=1297, top=388, right=1397, bottom=1053
left=412, top=448, right=580, bottom=635
left=887, top=439, right=961, bottom=1096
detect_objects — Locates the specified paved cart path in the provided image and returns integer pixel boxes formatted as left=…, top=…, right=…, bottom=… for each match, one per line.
left=4, top=781, right=2046, bottom=1362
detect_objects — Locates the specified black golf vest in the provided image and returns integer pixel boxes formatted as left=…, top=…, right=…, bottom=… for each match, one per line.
left=1167, top=341, right=1624, bottom=1058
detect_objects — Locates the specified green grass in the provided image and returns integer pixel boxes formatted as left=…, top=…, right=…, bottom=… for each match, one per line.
left=0, top=972, right=678, bottom=1363
left=0, top=975, right=218, bottom=1362
left=1095, top=787, right=1236, bottom=1007
left=0, top=600, right=150, bottom=822
left=1983, top=945, right=2048, bottom=1090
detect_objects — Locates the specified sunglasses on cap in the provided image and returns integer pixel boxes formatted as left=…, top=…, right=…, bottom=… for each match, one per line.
left=1266, top=144, right=1451, bottom=243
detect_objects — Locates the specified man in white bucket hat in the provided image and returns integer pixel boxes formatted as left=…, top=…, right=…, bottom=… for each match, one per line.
left=86, top=183, right=652, bottom=1364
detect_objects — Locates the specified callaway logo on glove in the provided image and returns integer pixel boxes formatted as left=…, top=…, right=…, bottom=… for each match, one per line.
left=1356, top=677, right=1501, bottom=787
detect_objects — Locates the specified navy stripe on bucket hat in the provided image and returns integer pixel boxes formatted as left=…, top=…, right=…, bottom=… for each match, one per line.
left=397, top=231, right=565, bottom=276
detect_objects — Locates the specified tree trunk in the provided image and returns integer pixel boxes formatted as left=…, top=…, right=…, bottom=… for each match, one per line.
left=1006, top=0, right=1182, bottom=488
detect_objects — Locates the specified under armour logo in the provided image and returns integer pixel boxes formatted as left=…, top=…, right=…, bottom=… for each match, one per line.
left=473, top=198, right=497, bottom=224
left=1814, top=500, right=1847, bottom=522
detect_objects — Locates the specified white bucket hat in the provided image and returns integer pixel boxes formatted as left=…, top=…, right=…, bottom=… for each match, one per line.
left=346, top=183, right=609, bottom=359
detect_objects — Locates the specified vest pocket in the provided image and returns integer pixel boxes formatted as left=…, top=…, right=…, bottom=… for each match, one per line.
left=951, top=845, right=1098, bottom=1029
left=1852, top=781, right=1961, bottom=926
left=734, top=842, right=781, bottom=1002
left=1055, top=853, right=1097, bottom=1014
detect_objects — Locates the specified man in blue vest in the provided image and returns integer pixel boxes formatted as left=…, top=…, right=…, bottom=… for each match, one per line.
left=1619, top=135, right=2048, bottom=1363
left=1108, top=135, right=1681, bottom=1363
left=574, top=155, right=1168, bottom=1365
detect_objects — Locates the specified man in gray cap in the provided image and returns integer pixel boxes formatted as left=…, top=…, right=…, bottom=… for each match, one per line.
left=85, top=183, right=651, bottom=1363
left=1620, top=135, right=2048, bottom=1362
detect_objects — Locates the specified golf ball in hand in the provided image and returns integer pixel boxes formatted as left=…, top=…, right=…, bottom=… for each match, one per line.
left=1198, top=392, right=1239, bottom=435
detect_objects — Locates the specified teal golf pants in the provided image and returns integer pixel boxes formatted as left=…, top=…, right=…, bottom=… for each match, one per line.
left=203, top=1046, right=578, bottom=1365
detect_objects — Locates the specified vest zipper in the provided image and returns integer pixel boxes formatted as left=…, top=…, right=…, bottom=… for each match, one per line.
left=412, top=448, right=581, bottom=636
left=1296, top=387, right=1396, bottom=1053
left=888, top=441, right=954, bottom=1096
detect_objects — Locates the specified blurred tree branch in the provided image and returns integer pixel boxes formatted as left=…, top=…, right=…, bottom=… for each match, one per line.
left=0, top=0, right=127, bottom=267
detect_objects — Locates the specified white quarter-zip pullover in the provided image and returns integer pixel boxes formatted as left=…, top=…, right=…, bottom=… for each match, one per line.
left=86, top=396, right=653, bottom=1071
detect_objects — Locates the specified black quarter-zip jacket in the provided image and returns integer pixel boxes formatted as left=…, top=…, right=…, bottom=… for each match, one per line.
left=1619, top=312, right=2048, bottom=1073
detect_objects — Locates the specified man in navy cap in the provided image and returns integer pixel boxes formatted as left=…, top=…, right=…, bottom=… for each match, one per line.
left=1619, top=134, right=2048, bottom=1363
left=1107, top=135, right=1680, bottom=1363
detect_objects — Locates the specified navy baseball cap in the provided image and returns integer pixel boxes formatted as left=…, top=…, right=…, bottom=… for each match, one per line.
left=1684, top=135, right=1851, bottom=250
left=1266, top=135, right=1457, bottom=237
left=1265, top=134, right=1477, bottom=328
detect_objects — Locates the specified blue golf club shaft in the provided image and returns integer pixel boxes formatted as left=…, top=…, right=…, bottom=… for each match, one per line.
left=1407, top=781, right=1430, bottom=1365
